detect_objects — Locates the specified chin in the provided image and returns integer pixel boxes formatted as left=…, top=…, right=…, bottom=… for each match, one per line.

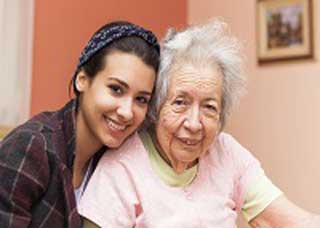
left=109, top=141, right=123, bottom=148
left=176, top=153, right=198, bottom=164
left=102, top=137, right=124, bottom=148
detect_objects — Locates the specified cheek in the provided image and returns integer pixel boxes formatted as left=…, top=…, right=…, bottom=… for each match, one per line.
left=159, top=113, right=180, bottom=133
left=203, top=121, right=220, bottom=146
left=157, top=109, right=181, bottom=145
left=159, top=110, right=183, bottom=134
left=85, top=86, right=107, bottom=106
left=134, top=108, right=148, bottom=124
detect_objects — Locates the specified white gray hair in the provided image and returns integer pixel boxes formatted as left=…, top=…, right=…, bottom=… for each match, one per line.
left=148, top=18, right=246, bottom=130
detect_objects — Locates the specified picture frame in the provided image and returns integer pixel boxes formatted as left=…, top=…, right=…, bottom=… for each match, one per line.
left=257, top=0, right=313, bottom=63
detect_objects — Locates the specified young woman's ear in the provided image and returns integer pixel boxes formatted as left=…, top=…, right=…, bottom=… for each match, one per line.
left=75, top=71, right=90, bottom=92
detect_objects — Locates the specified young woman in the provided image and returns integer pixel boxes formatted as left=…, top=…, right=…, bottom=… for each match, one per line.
left=0, top=21, right=160, bottom=227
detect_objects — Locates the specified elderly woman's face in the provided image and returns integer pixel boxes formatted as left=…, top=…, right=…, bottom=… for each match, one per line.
left=155, top=63, right=222, bottom=173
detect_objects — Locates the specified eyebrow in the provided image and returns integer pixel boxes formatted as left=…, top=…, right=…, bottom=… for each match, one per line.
left=107, top=77, right=129, bottom=89
left=175, top=90, right=220, bottom=102
left=204, top=98, right=221, bottom=106
left=139, top=91, right=152, bottom=96
left=107, top=77, right=152, bottom=96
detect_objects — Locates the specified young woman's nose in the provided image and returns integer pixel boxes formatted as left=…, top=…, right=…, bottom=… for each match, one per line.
left=116, top=98, right=134, bottom=122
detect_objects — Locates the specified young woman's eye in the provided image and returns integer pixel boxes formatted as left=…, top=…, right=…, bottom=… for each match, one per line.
left=108, top=84, right=123, bottom=95
left=136, top=96, right=149, bottom=105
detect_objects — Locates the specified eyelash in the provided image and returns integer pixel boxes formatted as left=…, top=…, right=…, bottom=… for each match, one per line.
left=108, top=84, right=149, bottom=105
left=108, top=84, right=123, bottom=95
left=173, top=98, right=218, bottom=114
left=205, top=104, right=217, bottom=111
left=173, top=99, right=187, bottom=106
left=136, top=96, right=149, bottom=105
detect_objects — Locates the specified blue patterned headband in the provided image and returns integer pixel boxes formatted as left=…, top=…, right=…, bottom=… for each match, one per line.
left=76, top=23, right=160, bottom=70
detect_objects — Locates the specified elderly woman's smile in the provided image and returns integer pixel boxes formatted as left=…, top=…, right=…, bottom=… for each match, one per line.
left=177, top=137, right=201, bottom=146
left=155, top=63, right=222, bottom=173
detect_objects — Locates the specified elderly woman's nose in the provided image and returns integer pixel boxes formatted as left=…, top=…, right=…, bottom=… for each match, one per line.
left=116, top=98, right=134, bottom=122
left=183, top=106, right=202, bottom=133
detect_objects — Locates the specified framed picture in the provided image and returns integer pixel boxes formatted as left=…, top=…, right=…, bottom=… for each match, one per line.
left=257, top=0, right=313, bottom=63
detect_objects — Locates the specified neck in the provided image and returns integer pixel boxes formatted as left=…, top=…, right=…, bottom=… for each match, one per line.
left=73, top=110, right=103, bottom=188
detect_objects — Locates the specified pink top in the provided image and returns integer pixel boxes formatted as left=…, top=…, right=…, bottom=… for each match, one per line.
left=79, top=132, right=261, bottom=227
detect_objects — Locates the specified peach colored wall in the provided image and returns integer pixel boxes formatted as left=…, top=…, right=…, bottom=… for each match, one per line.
left=31, top=0, right=186, bottom=115
left=189, top=0, right=320, bottom=221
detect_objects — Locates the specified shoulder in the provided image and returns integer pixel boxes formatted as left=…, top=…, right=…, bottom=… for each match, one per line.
left=0, top=117, right=52, bottom=173
left=211, top=132, right=254, bottom=158
left=20, top=99, right=76, bottom=136
left=0, top=122, right=50, bottom=191
left=99, top=132, right=147, bottom=168
left=1, top=111, right=58, bottom=147
left=206, top=132, right=260, bottom=172
left=88, top=133, right=148, bottom=195
left=206, top=132, right=241, bottom=160
left=1, top=100, right=75, bottom=152
left=206, top=133, right=263, bottom=210
left=1, top=122, right=47, bottom=153
left=0, top=120, right=50, bottom=154
left=0, top=111, right=59, bottom=147
left=214, top=132, right=241, bottom=149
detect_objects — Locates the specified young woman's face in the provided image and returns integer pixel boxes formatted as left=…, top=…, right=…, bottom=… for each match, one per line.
left=76, top=51, right=156, bottom=149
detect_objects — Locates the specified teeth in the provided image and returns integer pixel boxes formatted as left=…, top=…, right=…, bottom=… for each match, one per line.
left=186, top=140, right=196, bottom=145
left=186, top=140, right=194, bottom=145
left=181, top=138, right=199, bottom=145
left=105, top=118, right=126, bottom=131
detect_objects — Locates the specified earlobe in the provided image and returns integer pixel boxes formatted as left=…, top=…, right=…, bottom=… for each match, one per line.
left=75, top=71, right=89, bottom=92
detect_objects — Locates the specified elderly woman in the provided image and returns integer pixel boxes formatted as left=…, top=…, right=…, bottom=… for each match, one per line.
left=79, top=19, right=320, bottom=227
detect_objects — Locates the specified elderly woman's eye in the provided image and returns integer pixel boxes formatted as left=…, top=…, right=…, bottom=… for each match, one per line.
left=205, top=104, right=217, bottom=112
left=172, top=98, right=186, bottom=106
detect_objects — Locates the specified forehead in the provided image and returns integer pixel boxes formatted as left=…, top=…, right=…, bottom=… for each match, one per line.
left=168, top=63, right=223, bottom=96
left=96, top=51, right=155, bottom=91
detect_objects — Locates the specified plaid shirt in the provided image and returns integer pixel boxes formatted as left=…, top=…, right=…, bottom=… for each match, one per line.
left=0, top=99, right=104, bottom=228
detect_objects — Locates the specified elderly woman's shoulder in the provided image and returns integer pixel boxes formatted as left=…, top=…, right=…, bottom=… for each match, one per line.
left=211, top=132, right=254, bottom=158
left=207, top=132, right=260, bottom=175
left=215, top=132, right=240, bottom=147
left=100, top=132, right=146, bottom=163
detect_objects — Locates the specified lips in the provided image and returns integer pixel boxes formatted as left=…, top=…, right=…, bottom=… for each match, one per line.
left=103, top=115, right=127, bottom=132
